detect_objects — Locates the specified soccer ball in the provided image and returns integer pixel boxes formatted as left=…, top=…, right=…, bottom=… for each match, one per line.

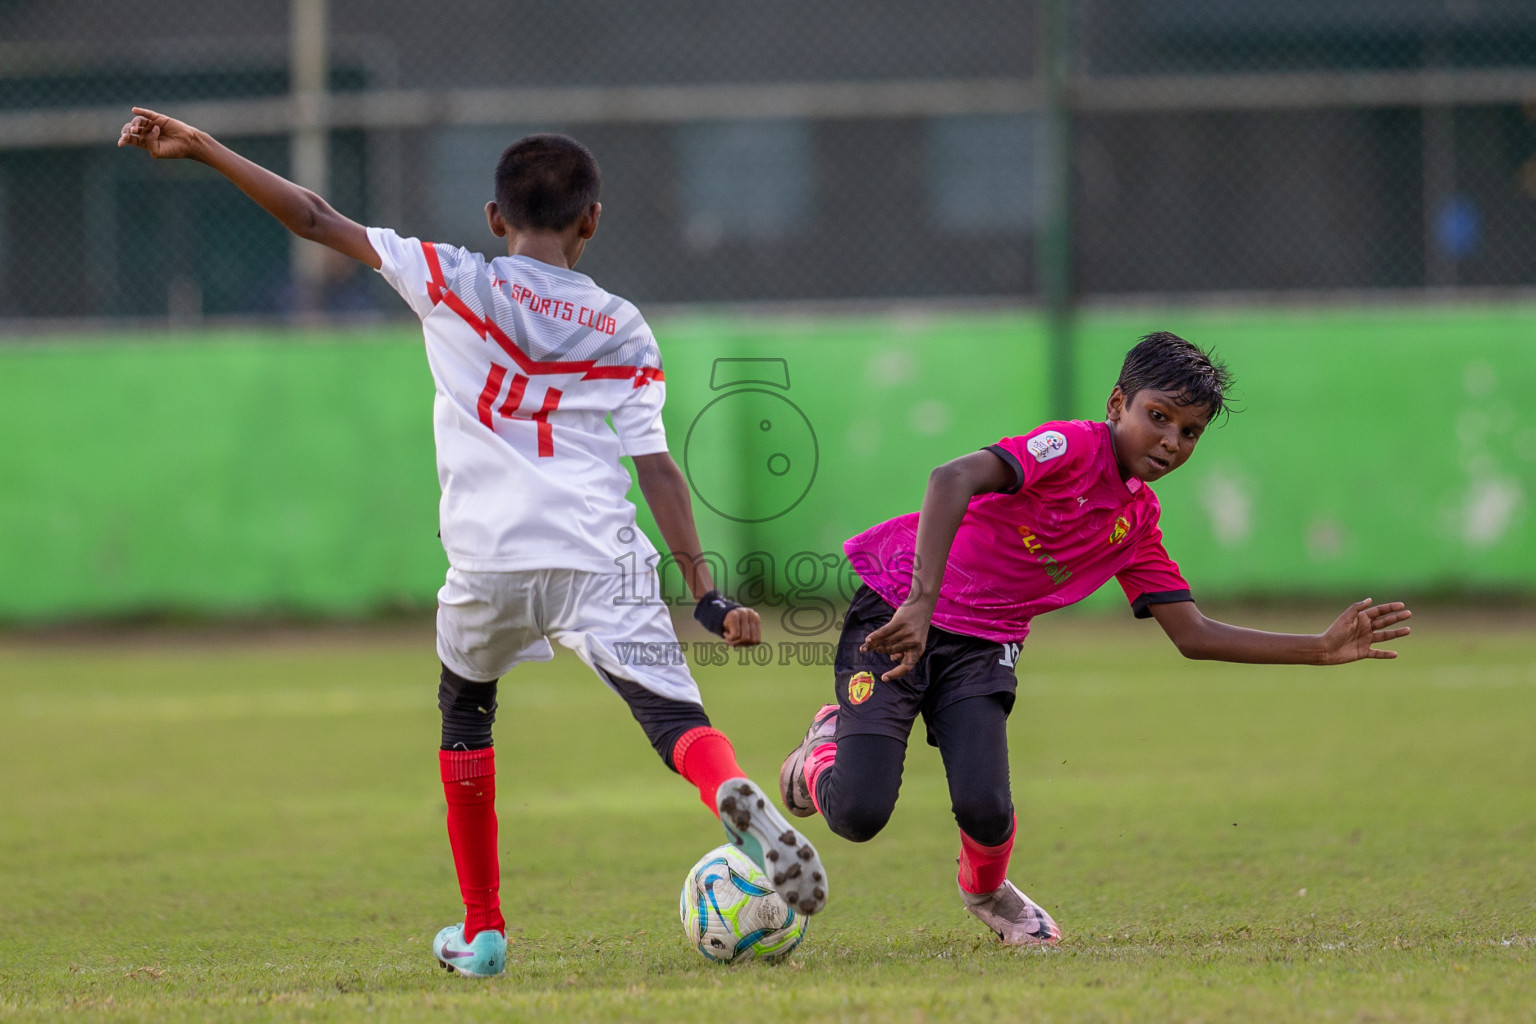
left=679, top=844, right=807, bottom=964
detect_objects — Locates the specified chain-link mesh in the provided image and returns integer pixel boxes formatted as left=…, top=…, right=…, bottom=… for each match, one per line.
left=1075, top=0, right=1536, bottom=293
left=326, top=0, right=1035, bottom=88
left=1080, top=0, right=1536, bottom=76
left=3, top=0, right=1536, bottom=321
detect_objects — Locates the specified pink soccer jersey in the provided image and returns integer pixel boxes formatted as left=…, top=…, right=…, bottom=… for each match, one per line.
left=843, top=419, right=1192, bottom=643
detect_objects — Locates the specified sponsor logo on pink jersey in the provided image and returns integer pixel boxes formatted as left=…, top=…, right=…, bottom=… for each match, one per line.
left=1026, top=430, right=1068, bottom=463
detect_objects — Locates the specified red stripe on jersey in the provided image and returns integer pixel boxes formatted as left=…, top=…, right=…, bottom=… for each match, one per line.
left=444, top=291, right=487, bottom=341
left=422, top=242, right=446, bottom=305
left=633, top=366, right=665, bottom=388
left=482, top=319, right=594, bottom=375
left=580, top=365, right=638, bottom=380
left=418, top=240, right=656, bottom=384
left=532, top=386, right=562, bottom=458
left=477, top=364, right=509, bottom=429
left=498, top=374, right=529, bottom=417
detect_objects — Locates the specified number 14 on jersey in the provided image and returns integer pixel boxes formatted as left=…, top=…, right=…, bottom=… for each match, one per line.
left=477, top=362, right=563, bottom=457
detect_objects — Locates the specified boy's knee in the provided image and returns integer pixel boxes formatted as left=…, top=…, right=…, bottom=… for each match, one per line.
left=819, top=732, right=905, bottom=842
left=599, top=670, right=711, bottom=770
left=952, top=791, right=1014, bottom=847
left=826, top=809, right=890, bottom=844
left=439, top=664, right=499, bottom=751
left=824, top=793, right=897, bottom=843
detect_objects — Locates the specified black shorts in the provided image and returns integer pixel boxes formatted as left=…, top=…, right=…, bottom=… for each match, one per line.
left=834, top=584, right=1020, bottom=746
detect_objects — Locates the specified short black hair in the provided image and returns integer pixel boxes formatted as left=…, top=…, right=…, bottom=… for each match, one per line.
left=1116, top=331, right=1234, bottom=421
left=493, top=134, right=601, bottom=232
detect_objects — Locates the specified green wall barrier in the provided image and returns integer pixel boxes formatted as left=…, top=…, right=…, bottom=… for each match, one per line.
left=1072, top=307, right=1534, bottom=602
left=1, top=306, right=1531, bottom=623
left=655, top=306, right=1535, bottom=625
left=0, top=330, right=441, bottom=620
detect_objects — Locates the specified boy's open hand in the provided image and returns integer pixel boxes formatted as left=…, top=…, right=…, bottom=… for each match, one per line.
left=862, top=603, right=931, bottom=681
left=118, top=108, right=200, bottom=160
left=1319, top=598, right=1412, bottom=663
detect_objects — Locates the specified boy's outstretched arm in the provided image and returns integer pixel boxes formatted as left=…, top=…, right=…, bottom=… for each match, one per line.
left=1149, top=598, right=1412, bottom=665
left=861, top=450, right=1014, bottom=680
left=117, top=107, right=381, bottom=269
left=631, top=452, right=761, bottom=647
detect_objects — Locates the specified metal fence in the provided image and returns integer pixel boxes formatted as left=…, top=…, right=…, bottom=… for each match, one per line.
left=3, top=0, right=1536, bottom=324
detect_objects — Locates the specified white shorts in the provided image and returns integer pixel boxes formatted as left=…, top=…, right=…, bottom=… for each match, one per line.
left=436, top=567, right=703, bottom=705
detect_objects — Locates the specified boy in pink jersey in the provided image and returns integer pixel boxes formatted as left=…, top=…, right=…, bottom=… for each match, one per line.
left=780, top=333, right=1412, bottom=946
left=119, top=108, right=827, bottom=979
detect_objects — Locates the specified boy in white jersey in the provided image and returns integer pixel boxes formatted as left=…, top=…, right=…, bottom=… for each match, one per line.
left=780, top=333, right=1413, bottom=947
left=119, top=108, right=827, bottom=978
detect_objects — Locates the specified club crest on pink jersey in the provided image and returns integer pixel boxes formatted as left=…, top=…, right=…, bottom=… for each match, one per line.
left=1026, top=430, right=1068, bottom=463
left=1109, top=516, right=1130, bottom=544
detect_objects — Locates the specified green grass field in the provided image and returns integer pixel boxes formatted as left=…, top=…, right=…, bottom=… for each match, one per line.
left=2, top=609, right=1533, bottom=1022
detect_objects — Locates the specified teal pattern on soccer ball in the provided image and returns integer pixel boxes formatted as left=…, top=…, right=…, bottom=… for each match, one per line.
left=680, top=845, right=807, bottom=964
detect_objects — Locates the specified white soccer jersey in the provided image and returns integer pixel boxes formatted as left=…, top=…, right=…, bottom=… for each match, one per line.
left=368, top=226, right=669, bottom=574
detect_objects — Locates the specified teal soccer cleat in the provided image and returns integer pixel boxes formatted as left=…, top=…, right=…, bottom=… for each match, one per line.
left=716, top=777, right=828, bottom=916
left=432, top=923, right=507, bottom=978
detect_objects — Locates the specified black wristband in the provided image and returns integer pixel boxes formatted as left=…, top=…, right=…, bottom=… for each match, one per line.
left=693, top=589, right=742, bottom=637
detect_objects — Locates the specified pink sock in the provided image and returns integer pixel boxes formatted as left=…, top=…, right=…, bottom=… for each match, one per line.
left=440, top=748, right=505, bottom=940
left=804, top=742, right=837, bottom=815
left=671, top=727, right=744, bottom=815
left=957, top=815, right=1017, bottom=895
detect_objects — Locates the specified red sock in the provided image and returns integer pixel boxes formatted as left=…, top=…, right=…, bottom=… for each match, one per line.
left=671, top=727, right=744, bottom=816
left=957, top=815, right=1017, bottom=895
left=440, top=748, right=505, bottom=940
